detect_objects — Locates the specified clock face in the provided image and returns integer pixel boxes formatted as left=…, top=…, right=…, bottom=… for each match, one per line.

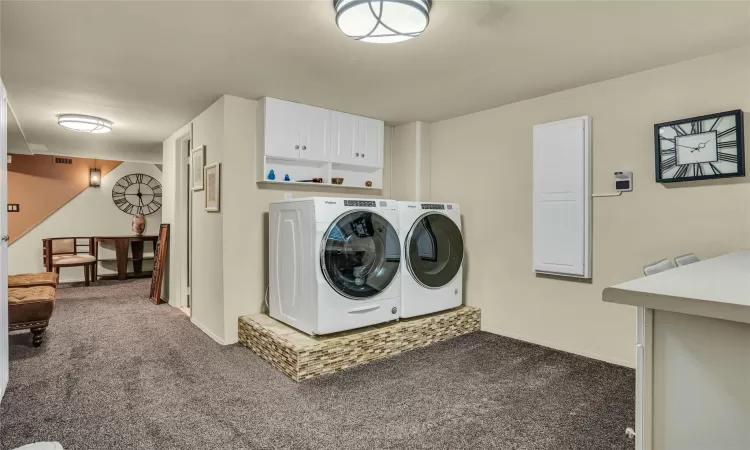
left=656, top=110, right=744, bottom=182
left=111, top=174, right=162, bottom=215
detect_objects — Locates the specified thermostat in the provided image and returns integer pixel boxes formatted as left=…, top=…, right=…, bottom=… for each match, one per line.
left=614, top=171, right=633, bottom=192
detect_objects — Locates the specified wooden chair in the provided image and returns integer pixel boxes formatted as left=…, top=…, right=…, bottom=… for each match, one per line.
left=42, top=237, right=97, bottom=286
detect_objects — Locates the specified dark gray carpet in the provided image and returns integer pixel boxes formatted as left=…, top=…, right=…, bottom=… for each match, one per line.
left=1, top=279, right=635, bottom=450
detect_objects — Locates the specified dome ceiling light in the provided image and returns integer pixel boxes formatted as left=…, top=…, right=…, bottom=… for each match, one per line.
left=334, top=0, right=432, bottom=44
left=57, top=114, right=113, bottom=134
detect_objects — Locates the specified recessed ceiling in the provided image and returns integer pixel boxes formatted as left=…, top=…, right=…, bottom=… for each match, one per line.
left=3, top=1, right=749, bottom=160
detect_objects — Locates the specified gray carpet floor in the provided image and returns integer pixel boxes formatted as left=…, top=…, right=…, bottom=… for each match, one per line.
left=1, top=279, right=635, bottom=450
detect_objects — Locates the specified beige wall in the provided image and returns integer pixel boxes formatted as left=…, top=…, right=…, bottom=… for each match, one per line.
left=429, top=46, right=750, bottom=367
left=189, top=97, right=226, bottom=341
left=391, top=121, right=431, bottom=201
left=163, top=95, right=393, bottom=344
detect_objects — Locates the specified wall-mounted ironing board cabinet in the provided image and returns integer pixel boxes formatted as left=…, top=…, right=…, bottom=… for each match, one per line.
left=603, top=251, right=750, bottom=450
left=532, top=116, right=591, bottom=278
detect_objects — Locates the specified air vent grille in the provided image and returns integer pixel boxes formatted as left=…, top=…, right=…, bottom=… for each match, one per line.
left=54, top=157, right=73, bottom=165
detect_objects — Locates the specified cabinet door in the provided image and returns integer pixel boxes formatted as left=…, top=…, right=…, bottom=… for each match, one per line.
left=264, top=98, right=300, bottom=160
left=298, top=106, right=330, bottom=162
left=358, top=117, right=383, bottom=168
left=330, top=111, right=359, bottom=164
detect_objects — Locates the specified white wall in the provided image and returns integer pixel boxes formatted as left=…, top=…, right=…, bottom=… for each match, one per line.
left=9, top=161, right=163, bottom=282
left=30, top=144, right=162, bottom=164
left=429, top=46, right=750, bottom=367
left=162, top=95, right=393, bottom=344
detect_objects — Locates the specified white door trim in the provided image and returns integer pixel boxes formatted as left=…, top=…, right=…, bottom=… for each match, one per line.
left=167, top=127, right=192, bottom=311
left=1, top=80, right=9, bottom=402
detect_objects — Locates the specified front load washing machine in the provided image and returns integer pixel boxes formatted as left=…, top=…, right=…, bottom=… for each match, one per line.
left=398, top=202, right=464, bottom=318
left=269, top=197, right=401, bottom=335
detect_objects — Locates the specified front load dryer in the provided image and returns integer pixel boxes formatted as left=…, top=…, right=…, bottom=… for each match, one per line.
left=269, top=197, right=401, bottom=335
left=398, top=202, right=464, bottom=318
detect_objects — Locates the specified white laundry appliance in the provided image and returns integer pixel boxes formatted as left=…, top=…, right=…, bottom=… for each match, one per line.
left=268, top=197, right=402, bottom=335
left=397, top=202, right=464, bottom=318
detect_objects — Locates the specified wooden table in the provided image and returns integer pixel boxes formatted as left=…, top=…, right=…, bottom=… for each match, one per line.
left=93, top=235, right=158, bottom=280
left=603, top=251, right=750, bottom=450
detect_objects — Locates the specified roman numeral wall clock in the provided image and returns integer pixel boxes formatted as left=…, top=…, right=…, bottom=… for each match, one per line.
left=111, top=173, right=163, bottom=215
left=655, top=109, right=744, bottom=183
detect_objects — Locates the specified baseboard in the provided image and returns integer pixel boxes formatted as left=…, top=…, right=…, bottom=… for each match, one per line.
left=59, top=276, right=120, bottom=284
left=190, top=318, right=227, bottom=345
left=481, top=326, right=635, bottom=369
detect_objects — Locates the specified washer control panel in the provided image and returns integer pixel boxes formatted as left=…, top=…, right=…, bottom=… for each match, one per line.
left=344, top=200, right=376, bottom=207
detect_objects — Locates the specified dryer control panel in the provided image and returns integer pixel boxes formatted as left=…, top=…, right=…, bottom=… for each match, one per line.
left=421, top=203, right=445, bottom=210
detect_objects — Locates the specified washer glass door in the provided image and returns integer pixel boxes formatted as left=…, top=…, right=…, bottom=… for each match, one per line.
left=406, top=213, right=463, bottom=288
left=321, top=211, right=401, bottom=299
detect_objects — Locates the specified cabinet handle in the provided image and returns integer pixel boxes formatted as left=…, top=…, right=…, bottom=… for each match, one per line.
left=355, top=153, right=359, bottom=157
left=302, top=146, right=307, bottom=150
left=361, top=153, right=365, bottom=158
left=295, top=145, right=299, bottom=150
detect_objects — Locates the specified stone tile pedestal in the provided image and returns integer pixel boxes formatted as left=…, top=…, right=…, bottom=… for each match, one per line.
left=238, top=306, right=481, bottom=381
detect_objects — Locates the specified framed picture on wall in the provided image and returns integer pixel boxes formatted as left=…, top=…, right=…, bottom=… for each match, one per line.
left=204, top=162, right=221, bottom=212
left=190, top=145, right=205, bottom=191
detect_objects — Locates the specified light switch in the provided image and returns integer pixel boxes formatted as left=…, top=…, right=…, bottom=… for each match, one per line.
left=7, top=204, right=20, bottom=212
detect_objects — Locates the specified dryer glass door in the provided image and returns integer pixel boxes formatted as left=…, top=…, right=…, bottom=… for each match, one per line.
left=406, top=213, right=463, bottom=289
left=321, top=211, right=401, bottom=299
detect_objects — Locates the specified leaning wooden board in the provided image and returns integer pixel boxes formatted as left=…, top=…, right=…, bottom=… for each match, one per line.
left=149, top=224, right=169, bottom=304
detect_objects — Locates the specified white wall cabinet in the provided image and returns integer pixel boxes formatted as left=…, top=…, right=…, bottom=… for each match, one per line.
left=264, top=97, right=330, bottom=162
left=330, top=111, right=359, bottom=165
left=264, top=97, right=302, bottom=160
left=330, top=112, right=383, bottom=168
left=258, top=97, right=384, bottom=190
left=298, top=104, right=330, bottom=162
left=359, top=116, right=384, bottom=168
left=532, top=116, right=591, bottom=278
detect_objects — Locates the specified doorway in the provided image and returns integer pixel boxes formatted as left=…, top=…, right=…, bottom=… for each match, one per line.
left=172, top=131, right=192, bottom=317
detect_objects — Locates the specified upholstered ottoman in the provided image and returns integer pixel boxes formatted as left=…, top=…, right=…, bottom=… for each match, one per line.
left=9, top=286, right=56, bottom=347
left=9, top=272, right=59, bottom=289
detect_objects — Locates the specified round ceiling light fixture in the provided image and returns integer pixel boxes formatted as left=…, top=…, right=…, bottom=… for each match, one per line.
left=334, top=0, right=432, bottom=44
left=57, top=114, right=113, bottom=134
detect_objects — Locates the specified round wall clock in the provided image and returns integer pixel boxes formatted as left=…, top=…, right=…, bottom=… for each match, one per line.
left=111, top=173, right=162, bottom=215
left=655, top=109, right=744, bottom=183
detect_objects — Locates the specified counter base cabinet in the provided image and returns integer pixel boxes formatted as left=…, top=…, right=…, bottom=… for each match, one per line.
left=258, top=97, right=383, bottom=190
left=637, top=310, right=750, bottom=450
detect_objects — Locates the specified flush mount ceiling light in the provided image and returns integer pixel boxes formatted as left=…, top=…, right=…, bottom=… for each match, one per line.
left=334, top=0, right=431, bottom=44
left=57, top=114, right=113, bottom=134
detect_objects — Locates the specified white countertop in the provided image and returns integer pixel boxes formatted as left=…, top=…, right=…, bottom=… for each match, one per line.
left=603, top=251, right=750, bottom=324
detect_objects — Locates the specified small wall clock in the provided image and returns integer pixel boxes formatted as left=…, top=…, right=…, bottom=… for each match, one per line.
left=112, top=173, right=162, bottom=215
left=655, top=109, right=744, bottom=183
